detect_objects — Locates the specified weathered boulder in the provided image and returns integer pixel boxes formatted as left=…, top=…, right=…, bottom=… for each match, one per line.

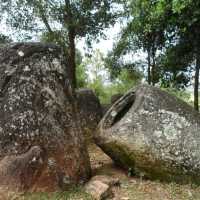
left=95, top=84, right=200, bottom=184
left=76, top=88, right=102, bottom=140
left=0, top=43, right=91, bottom=192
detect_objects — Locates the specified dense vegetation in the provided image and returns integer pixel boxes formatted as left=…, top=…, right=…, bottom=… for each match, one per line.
left=0, top=0, right=199, bottom=108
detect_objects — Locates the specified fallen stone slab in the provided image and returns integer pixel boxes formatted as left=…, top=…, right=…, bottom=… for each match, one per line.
left=85, top=175, right=118, bottom=200
left=95, top=84, right=200, bottom=184
left=85, top=180, right=111, bottom=200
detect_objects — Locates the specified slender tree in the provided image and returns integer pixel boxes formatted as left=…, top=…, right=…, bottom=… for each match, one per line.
left=106, top=0, right=167, bottom=85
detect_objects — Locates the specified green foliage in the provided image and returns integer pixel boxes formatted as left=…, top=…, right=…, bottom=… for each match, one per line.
left=0, top=34, right=11, bottom=44
left=88, top=68, right=142, bottom=104
left=3, top=0, right=123, bottom=43
left=106, top=0, right=169, bottom=85
left=75, top=50, right=88, bottom=88
left=81, top=50, right=110, bottom=103
left=157, top=41, right=194, bottom=89
left=80, top=50, right=142, bottom=104
left=77, top=63, right=88, bottom=88
left=172, top=0, right=192, bottom=13
left=87, top=77, right=108, bottom=103
left=108, top=68, right=142, bottom=94
left=162, top=87, right=191, bottom=104
left=130, top=0, right=166, bottom=48
left=155, top=0, right=200, bottom=110
left=88, top=69, right=141, bottom=104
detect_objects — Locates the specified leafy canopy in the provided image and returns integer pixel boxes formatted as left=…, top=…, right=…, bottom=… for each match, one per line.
left=3, top=0, right=123, bottom=44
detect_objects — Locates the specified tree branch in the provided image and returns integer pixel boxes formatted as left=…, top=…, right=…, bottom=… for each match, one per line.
left=36, top=1, right=53, bottom=34
left=39, top=10, right=53, bottom=34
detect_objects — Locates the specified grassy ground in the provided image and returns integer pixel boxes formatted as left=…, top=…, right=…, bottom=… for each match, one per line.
left=17, top=188, right=93, bottom=200
left=6, top=144, right=200, bottom=200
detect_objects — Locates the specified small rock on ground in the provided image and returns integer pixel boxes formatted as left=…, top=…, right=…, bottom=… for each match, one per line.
left=85, top=175, right=120, bottom=200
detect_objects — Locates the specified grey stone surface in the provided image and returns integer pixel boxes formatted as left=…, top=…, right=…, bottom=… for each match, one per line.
left=76, top=88, right=102, bottom=140
left=95, top=84, right=200, bottom=184
left=0, top=43, right=91, bottom=192
left=0, top=146, right=45, bottom=191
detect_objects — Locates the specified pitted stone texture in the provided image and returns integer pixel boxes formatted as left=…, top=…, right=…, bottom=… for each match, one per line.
left=0, top=43, right=91, bottom=192
left=76, top=88, right=102, bottom=140
left=0, top=146, right=46, bottom=191
left=95, top=84, right=200, bottom=184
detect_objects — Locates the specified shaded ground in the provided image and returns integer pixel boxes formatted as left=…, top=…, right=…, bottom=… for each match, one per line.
left=4, top=144, right=200, bottom=200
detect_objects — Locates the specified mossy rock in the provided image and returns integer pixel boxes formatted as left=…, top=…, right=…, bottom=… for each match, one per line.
left=95, top=84, right=200, bottom=185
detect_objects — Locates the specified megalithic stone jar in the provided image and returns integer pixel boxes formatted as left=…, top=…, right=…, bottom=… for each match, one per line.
left=95, top=84, right=200, bottom=184
left=0, top=43, right=91, bottom=192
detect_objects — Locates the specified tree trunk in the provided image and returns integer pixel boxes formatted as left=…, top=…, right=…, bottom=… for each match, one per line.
left=194, top=54, right=200, bottom=111
left=68, top=30, right=77, bottom=89
left=151, top=48, right=156, bottom=86
left=147, top=48, right=151, bottom=85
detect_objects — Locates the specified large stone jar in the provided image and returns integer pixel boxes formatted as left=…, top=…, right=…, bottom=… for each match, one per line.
left=95, top=84, right=200, bottom=184
left=0, top=43, right=91, bottom=192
